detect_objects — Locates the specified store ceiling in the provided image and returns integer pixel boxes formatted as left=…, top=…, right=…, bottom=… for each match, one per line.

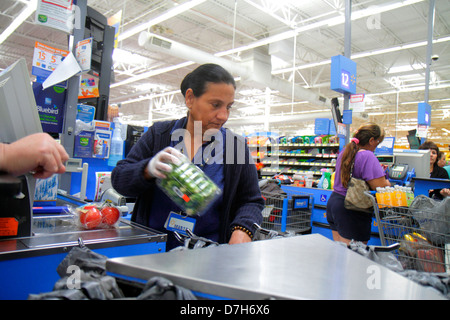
left=1, top=0, right=450, bottom=147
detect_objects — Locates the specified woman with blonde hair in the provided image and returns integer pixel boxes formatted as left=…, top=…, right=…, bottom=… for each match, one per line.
left=326, top=123, right=391, bottom=244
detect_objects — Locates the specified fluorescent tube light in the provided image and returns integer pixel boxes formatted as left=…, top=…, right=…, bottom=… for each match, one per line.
left=0, top=0, right=37, bottom=45
left=118, top=0, right=206, bottom=42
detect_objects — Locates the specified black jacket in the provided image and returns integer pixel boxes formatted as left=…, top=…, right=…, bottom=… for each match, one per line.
left=430, top=165, right=450, bottom=200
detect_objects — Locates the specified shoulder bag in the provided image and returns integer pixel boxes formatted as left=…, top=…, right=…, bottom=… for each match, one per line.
left=344, top=164, right=374, bottom=214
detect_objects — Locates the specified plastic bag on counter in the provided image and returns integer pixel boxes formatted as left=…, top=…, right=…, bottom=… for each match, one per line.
left=67, top=202, right=121, bottom=230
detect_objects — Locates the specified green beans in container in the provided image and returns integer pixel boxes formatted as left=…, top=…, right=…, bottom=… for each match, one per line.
left=156, top=154, right=221, bottom=216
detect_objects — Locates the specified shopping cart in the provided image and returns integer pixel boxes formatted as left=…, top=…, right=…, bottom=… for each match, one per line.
left=366, top=191, right=450, bottom=273
left=259, top=189, right=312, bottom=238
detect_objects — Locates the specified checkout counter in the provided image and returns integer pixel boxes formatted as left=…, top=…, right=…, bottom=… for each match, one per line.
left=0, top=174, right=166, bottom=300
left=0, top=172, right=446, bottom=300
left=377, top=149, right=450, bottom=197
left=106, top=234, right=444, bottom=300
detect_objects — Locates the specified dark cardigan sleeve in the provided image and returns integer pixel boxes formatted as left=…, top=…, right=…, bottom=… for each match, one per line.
left=222, top=132, right=264, bottom=241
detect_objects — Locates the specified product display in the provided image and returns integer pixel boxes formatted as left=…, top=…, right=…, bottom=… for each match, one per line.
left=156, top=154, right=221, bottom=216
left=249, top=135, right=339, bottom=183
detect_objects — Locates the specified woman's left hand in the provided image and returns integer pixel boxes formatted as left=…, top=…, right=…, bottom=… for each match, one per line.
left=228, top=229, right=252, bottom=245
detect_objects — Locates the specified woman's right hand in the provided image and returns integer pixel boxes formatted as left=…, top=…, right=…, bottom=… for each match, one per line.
left=145, top=147, right=184, bottom=179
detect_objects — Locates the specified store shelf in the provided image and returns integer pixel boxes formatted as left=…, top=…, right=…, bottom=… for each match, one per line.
left=250, top=138, right=339, bottom=178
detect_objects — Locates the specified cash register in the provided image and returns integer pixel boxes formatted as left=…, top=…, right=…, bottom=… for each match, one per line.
left=0, top=173, right=33, bottom=239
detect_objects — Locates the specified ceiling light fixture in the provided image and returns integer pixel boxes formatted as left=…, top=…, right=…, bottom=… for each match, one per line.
left=273, top=35, right=450, bottom=75
left=220, top=0, right=425, bottom=57
left=0, top=0, right=37, bottom=45
left=118, top=0, right=206, bottom=42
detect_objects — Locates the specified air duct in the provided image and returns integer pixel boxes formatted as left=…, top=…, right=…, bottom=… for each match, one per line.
left=138, top=32, right=329, bottom=107
left=138, top=31, right=246, bottom=77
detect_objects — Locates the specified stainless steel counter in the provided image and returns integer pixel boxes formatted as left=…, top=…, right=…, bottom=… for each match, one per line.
left=106, top=234, right=444, bottom=300
left=0, top=216, right=166, bottom=261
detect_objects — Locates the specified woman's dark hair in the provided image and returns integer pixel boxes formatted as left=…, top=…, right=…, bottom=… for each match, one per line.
left=180, top=63, right=236, bottom=97
left=340, top=122, right=385, bottom=188
left=419, top=140, right=440, bottom=167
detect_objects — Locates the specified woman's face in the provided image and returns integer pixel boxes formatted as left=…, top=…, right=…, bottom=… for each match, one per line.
left=186, top=82, right=235, bottom=134
left=429, top=149, right=438, bottom=166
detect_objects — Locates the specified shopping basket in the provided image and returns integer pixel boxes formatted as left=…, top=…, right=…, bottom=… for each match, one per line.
left=260, top=189, right=312, bottom=237
left=366, top=191, right=450, bottom=273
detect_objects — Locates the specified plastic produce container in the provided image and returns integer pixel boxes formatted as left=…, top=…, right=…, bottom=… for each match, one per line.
left=156, top=154, right=221, bottom=216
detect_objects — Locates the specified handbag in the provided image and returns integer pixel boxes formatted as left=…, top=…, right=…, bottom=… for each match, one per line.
left=344, top=164, right=373, bottom=214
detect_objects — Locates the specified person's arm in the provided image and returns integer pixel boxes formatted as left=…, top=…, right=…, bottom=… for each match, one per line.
left=228, top=141, right=264, bottom=244
left=0, top=133, right=68, bottom=178
left=361, top=152, right=391, bottom=191
left=367, top=176, right=391, bottom=191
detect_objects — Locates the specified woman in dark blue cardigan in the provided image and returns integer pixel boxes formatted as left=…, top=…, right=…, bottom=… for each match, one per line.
left=111, top=64, right=263, bottom=250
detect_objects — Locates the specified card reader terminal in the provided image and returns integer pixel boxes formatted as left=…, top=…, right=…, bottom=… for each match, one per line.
left=388, top=164, right=409, bottom=180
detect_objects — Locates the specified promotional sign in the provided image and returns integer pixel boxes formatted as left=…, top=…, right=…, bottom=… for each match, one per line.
left=32, top=41, right=69, bottom=84
left=35, top=0, right=75, bottom=34
left=76, top=37, right=93, bottom=72
left=78, top=74, right=100, bottom=99
left=416, top=124, right=428, bottom=138
left=349, top=93, right=365, bottom=112
left=32, top=82, right=66, bottom=133
left=330, top=55, right=357, bottom=94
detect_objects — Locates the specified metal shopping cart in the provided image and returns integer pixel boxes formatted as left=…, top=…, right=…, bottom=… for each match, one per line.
left=366, top=191, right=450, bottom=273
left=259, top=188, right=313, bottom=239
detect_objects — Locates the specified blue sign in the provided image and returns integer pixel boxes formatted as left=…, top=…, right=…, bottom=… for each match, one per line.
left=417, top=102, right=431, bottom=126
left=342, top=109, right=353, bottom=124
left=293, top=198, right=309, bottom=209
left=375, top=137, right=395, bottom=155
left=329, top=120, right=336, bottom=135
left=330, top=55, right=357, bottom=94
left=314, top=118, right=330, bottom=135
